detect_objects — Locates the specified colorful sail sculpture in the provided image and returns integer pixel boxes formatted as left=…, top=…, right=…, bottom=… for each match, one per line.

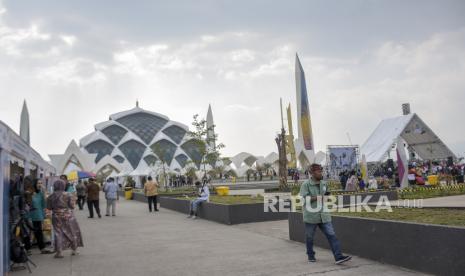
left=396, top=137, right=408, bottom=188
left=295, top=54, right=314, bottom=151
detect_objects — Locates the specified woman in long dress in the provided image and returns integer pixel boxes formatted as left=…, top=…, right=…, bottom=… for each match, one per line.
left=345, top=172, right=358, bottom=191
left=46, top=180, right=83, bottom=258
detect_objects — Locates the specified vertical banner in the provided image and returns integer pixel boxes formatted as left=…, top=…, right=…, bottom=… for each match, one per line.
left=361, top=154, right=368, bottom=183
left=396, top=137, right=408, bottom=188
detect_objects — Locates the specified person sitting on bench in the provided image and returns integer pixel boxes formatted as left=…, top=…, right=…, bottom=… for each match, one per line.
left=187, top=181, right=210, bottom=219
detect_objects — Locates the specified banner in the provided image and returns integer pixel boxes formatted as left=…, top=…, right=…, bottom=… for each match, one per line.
left=328, top=146, right=358, bottom=176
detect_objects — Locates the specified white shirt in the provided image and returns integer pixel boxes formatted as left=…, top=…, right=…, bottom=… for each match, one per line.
left=198, top=185, right=210, bottom=200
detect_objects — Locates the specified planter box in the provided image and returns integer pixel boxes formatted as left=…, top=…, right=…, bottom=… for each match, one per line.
left=159, top=197, right=288, bottom=225
left=117, top=191, right=195, bottom=200
left=288, top=212, right=465, bottom=276
left=335, top=190, right=398, bottom=206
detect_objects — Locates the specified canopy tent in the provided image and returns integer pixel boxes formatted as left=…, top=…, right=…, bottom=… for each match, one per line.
left=361, top=113, right=455, bottom=163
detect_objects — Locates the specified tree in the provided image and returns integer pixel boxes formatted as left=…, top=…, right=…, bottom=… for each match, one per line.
left=275, top=127, right=288, bottom=191
left=187, top=114, right=225, bottom=179
left=263, top=163, right=273, bottom=180
left=150, top=143, right=171, bottom=191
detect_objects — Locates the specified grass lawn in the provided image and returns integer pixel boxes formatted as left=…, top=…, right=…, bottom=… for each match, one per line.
left=337, top=207, right=465, bottom=227
left=158, top=187, right=196, bottom=195
left=177, top=195, right=264, bottom=205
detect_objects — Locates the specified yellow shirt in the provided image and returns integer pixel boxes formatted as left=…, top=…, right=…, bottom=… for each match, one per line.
left=144, top=181, right=159, bottom=196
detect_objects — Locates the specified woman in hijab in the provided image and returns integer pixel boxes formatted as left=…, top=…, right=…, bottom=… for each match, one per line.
left=46, top=179, right=83, bottom=258
left=345, top=171, right=358, bottom=191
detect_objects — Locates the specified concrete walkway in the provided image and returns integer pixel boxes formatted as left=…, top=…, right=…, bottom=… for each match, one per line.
left=12, top=197, right=426, bottom=276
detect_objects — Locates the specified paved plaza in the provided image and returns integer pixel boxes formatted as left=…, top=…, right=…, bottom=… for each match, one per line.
left=12, top=197, right=426, bottom=276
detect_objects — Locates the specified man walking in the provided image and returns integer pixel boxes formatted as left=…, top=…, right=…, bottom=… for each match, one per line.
left=144, top=176, right=159, bottom=212
left=75, top=180, right=87, bottom=210
left=103, top=177, right=119, bottom=216
left=299, top=164, right=351, bottom=264
left=86, top=177, right=101, bottom=218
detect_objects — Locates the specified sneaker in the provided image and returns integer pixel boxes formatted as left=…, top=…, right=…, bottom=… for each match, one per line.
left=98, top=214, right=102, bottom=218
left=54, top=253, right=64, bottom=258
left=105, top=214, right=110, bottom=217
left=335, top=255, right=352, bottom=265
left=88, top=216, right=93, bottom=218
left=187, top=215, right=193, bottom=218
left=71, top=250, right=79, bottom=256
left=193, top=215, right=198, bottom=219
left=308, top=256, right=316, bottom=262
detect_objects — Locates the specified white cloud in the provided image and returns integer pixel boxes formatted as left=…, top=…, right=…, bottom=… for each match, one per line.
left=61, top=35, right=76, bottom=46
left=230, top=49, right=255, bottom=63
left=224, top=104, right=262, bottom=112
left=36, top=58, right=107, bottom=85
left=0, top=24, right=51, bottom=56
left=0, top=3, right=464, bottom=159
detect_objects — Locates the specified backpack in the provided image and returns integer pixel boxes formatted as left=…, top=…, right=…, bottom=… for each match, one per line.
left=10, top=239, right=28, bottom=263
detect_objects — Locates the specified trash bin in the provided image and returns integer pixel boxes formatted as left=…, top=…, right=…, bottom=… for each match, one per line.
left=124, top=186, right=133, bottom=200
left=427, top=175, right=439, bottom=185
left=216, top=186, right=229, bottom=196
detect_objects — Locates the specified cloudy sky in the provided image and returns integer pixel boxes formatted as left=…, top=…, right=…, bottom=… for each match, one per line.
left=0, top=0, right=464, bottom=160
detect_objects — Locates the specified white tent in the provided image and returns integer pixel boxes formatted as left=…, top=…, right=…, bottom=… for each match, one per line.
left=361, top=113, right=455, bottom=163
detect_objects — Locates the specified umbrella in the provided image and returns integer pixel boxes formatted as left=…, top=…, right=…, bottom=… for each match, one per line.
left=67, top=170, right=96, bottom=181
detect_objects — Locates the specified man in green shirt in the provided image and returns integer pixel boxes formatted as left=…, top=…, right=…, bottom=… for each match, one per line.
left=299, top=163, right=351, bottom=264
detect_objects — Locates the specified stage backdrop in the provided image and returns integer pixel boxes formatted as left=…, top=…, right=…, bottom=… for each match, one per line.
left=327, top=146, right=359, bottom=177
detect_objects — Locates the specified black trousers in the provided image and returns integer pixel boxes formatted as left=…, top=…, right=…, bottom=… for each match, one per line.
left=77, top=195, right=86, bottom=210
left=147, top=195, right=158, bottom=212
left=87, top=200, right=101, bottom=217
left=32, top=221, right=46, bottom=250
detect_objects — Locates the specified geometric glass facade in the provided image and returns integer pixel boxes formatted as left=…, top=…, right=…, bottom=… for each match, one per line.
left=175, top=154, right=189, bottom=168
left=85, top=139, right=114, bottom=163
left=116, top=112, right=168, bottom=144
left=162, top=125, right=187, bottom=144
left=79, top=106, right=202, bottom=171
left=150, top=139, right=177, bottom=166
left=102, top=125, right=127, bottom=145
left=143, top=155, right=158, bottom=166
left=119, top=140, right=146, bottom=169
left=180, top=139, right=204, bottom=168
